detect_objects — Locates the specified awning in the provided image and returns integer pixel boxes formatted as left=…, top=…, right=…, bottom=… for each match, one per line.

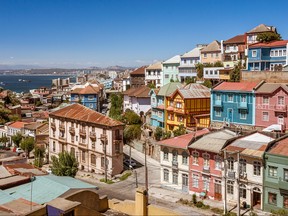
left=262, top=124, right=282, bottom=132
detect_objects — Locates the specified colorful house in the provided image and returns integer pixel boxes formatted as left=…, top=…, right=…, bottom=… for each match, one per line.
left=158, top=129, right=210, bottom=193
left=263, top=135, right=288, bottom=212
left=224, top=132, right=275, bottom=210
left=247, top=40, right=288, bottom=71
left=245, top=24, right=277, bottom=45
left=211, top=81, right=259, bottom=130
left=130, top=66, right=147, bottom=88
left=145, top=62, right=163, bottom=88
left=150, top=82, right=182, bottom=128
left=255, top=82, right=288, bottom=132
left=162, top=55, right=181, bottom=85
left=200, top=40, right=223, bottom=64
left=223, top=34, right=245, bottom=68
left=165, top=83, right=210, bottom=131
left=188, top=129, right=237, bottom=200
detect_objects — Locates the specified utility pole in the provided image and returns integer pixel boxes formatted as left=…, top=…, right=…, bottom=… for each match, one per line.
left=237, top=151, right=240, bottom=216
left=224, top=149, right=227, bottom=214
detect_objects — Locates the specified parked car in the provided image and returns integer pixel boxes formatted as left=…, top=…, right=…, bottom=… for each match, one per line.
left=123, top=159, right=137, bottom=168
left=16, top=148, right=24, bottom=154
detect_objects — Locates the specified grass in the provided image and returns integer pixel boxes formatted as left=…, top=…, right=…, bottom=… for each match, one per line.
left=100, top=178, right=114, bottom=184
left=119, top=171, right=132, bottom=181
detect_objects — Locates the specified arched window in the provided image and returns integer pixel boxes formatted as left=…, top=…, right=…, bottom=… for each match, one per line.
left=192, top=151, right=199, bottom=165
left=91, top=154, right=96, bottom=165
left=239, top=159, right=247, bottom=174
left=203, top=153, right=210, bottom=168
left=172, top=150, right=178, bottom=162
left=163, top=147, right=169, bottom=161
left=182, top=151, right=188, bottom=165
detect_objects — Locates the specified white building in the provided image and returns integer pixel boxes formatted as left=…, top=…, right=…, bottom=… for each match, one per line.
left=49, top=103, right=124, bottom=176
left=145, top=62, right=163, bottom=88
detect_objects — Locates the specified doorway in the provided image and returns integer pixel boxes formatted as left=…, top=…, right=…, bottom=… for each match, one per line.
left=253, top=187, right=261, bottom=208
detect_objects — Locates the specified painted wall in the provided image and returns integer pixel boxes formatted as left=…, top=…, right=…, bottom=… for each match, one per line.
left=201, top=52, right=222, bottom=64
left=162, top=63, right=180, bottom=85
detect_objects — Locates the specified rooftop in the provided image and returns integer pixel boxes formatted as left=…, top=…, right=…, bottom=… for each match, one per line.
left=201, top=40, right=221, bottom=53
left=146, top=61, right=162, bottom=70
left=163, top=55, right=181, bottom=64
left=246, top=24, right=276, bottom=34
left=181, top=47, right=201, bottom=58
left=123, top=86, right=150, bottom=98
left=268, top=136, right=288, bottom=156
left=8, top=121, right=27, bottom=129
left=157, top=82, right=183, bottom=97
left=49, top=104, right=124, bottom=127
left=224, top=34, right=245, bottom=44
left=249, top=40, right=288, bottom=48
left=71, top=84, right=101, bottom=94
left=130, top=66, right=147, bottom=75
left=255, top=83, right=288, bottom=94
left=213, top=81, right=259, bottom=92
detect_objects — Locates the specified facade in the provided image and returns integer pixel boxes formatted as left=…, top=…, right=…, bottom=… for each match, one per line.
left=123, top=86, right=151, bottom=115
left=52, top=78, right=70, bottom=91
left=158, top=129, right=210, bottom=192
left=122, top=74, right=130, bottom=92
left=200, top=40, right=223, bottom=64
left=245, top=24, right=277, bottom=45
left=255, top=83, right=288, bottom=132
left=70, top=83, right=103, bottom=112
left=162, top=55, right=181, bottom=85
left=223, top=34, right=245, bottom=68
left=130, top=66, right=147, bottom=88
left=150, top=82, right=183, bottom=128
left=203, top=67, right=225, bottom=80
left=211, top=81, right=259, bottom=129
left=224, top=132, right=275, bottom=210
left=165, top=83, right=210, bottom=131
left=7, top=121, right=27, bottom=145
left=178, top=47, right=201, bottom=82
left=263, top=135, right=288, bottom=212
left=189, top=129, right=237, bottom=200
left=247, top=40, right=288, bottom=71
left=49, top=103, right=124, bottom=176
left=145, top=62, right=163, bottom=88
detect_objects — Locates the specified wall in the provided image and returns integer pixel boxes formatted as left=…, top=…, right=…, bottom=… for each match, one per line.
left=241, top=71, right=288, bottom=83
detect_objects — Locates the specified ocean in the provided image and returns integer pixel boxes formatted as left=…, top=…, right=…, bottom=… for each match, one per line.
left=0, top=75, right=75, bottom=93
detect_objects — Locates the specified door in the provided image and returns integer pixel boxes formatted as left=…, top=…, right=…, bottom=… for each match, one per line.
left=278, top=115, right=284, bottom=125
left=182, top=174, right=188, bottom=193
left=227, top=108, right=233, bottom=122
left=253, top=187, right=261, bottom=208
left=214, top=179, right=222, bottom=200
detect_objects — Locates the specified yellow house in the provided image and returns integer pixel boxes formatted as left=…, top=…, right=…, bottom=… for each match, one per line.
left=165, top=83, right=210, bottom=131
left=201, top=40, right=223, bottom=64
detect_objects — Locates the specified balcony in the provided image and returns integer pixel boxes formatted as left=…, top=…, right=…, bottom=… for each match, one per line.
left=203, top=166, right=210, bottom=173
left=51, top=122, right=56, bottom=130
left=213, top=100, right=223, bottom=108
left=238, top=102, right=248, bottom=110
left=240, top=172, right=247, bottom=180
left=279, top=178, right=288, bottom=192
left=89, top=131, right=96, bottom=140
left=79, top=142, right=87, bottom=148
left=59, top=124, right=65, bottom=132
left=79, top=129, right=86, bottom=137
left=274, top=104, right=287, bottom=112
left=228, top=171, right=235, bottom=179
left=59, top=136, right=65, bottom=141
left=172, top=161, right=178, bottom=170
left=69, top=127, right=75, bottom=134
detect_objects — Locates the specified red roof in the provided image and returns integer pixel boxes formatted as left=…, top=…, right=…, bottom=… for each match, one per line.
left=269, top=137, right=288, bottom=156
left=49, top=104, right=124, bottom=127
left=130, top=66, right=147, bottom=75
left=224, top=34, right=245, bottom=44
left=156, top=104, right=165, bottom=109
left=157, top=129, right=210, bottom=149
left=249, top=40, right=288, bottom=48
left=71, top=84, right=100, bottom=95
left=213, top=82, right=259, bottom=91
left=123, top=86, right=150, bottom=98
left=8, top=121, right=27, bottom=129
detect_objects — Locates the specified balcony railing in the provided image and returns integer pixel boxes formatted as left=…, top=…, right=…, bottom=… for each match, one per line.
left=238, top=102, right=248, bottom=110
left=203, top=166, right=210, bottom=173
left=59, top=124, right=65, bottom=131
left=89, top=131, right=96, bottom=140
left=172, top=161, right=178, bottom=169
left=69, top=127, right=75, bottom=134
left=80, top=129, right=86, bottom=137
left=279, top=177, right=288, bottom=191
left=274, top=104, right=287, bottom=112
left=51, top=122, right=56, bottom=130
left=214, top=100, right=223, bottom=108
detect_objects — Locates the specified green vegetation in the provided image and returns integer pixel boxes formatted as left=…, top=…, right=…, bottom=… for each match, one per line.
left=178, top=196, right=210, bottom=210
left=203, top=79, right=212, bottom=88
left=211, top=207, right=223, bottom=214
left=256, top=32, right=282, bottom=43
left=109, top=93, right=123, bottom=120
left=154, top=127, right=163, bottom=141
left=271, top=209, right=288, bottom=216
left=11, top=133, right=22, bottom=147
left=34, top=145, right=45, bottom=168
left=192, top=194, right=197, bottom=204
left=20, top=137, right=35, bottom=158
left=173, top=124, right=186, bottom=137
left=185, top=77, right=195, bottom=85
left=230, top=61, right=241, bottom=82
left=51, top=151, right=78, bottom=177
left=123, top=124, right=142, bottom=144
left=119, top=171, right=132, bottom=181
left=196, top=61, right=224, bottom=79
left=100, top=178, right=114, bottom=184
left=147, top=83, right=156, bottom=89
left=0, top=136, right=9, bottom=147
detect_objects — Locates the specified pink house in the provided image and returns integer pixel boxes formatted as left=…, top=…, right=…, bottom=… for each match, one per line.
left=255, top=83, right=288, bottom=132
left=188, top=129, right=237, bottom=200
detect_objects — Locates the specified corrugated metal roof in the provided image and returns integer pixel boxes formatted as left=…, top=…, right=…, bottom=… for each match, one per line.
left=189, top=129, right=237, bottom=153
left=268, top=137, right=288, bottom=156
left=249, top=40, right=288, bottom=48
left=176, top=83, right=210, bottom=99
left=181, top=48, right=201, bottom=58
left=146, top=61, right=162, bottom=70
left=224, top=35, right=245, bottom=44
left=0, top=191, right=15, bottom=205
left=246, top=24, right=276, bottom=34
left=3, top=175, right=97, bottom=205
left=256, top=83, right=288, bottom=94
left=163, top=55, right=181, bottom=64
left=213, top=81, right=259, bottom=91
left=201, top=40, right=221, bottom=53
left=157, top=82, right=182, bottom=96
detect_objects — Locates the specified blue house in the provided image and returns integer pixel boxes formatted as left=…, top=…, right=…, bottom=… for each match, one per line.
left=70, top=84, right=102, bottom=112
left=247, top=40, right=288, bottom=71
left=211, top=82, right=259, bottom=129
left=149, top=82, right=183, bottom=128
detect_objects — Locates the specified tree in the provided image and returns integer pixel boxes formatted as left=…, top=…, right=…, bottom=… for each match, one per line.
left=154, top=127, right=163, bottom=141
left=11, top=133, right=22, bottom=147
left=196, top=63, right=204, bottom=79
left=147, top=83, right=156, bottom=89
left=256, top=32, right=282, bottom=43
left=51, top=151, right=78, bottom=177
left=109, top=93, right=123, bottom=119
left=0, top=136, right=9, bottom=147
left=20, top=137, right=35, bottom=158
left=185, top=77, right=195, bottom=85
left=162, top=130, right=172, bottom=139
left=123, top=124, right=142, bottom=144
left=34, top=145, right=45, bottom=167
left=213, top=61, right=224, bottom=67
left=122, top=110, right=141, bottom=125
left=173, top=124, right=186, bottom=137
left=203, top=80, right=212, bottom=88
left=230, top=61, right=241, bottom=82
left=0, top=105, right=11, bottom=124
left=170, top=78, right=174, bottom=82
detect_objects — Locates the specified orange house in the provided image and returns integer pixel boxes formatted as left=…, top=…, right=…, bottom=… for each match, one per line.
left=165, top=83, right=211, bottom=131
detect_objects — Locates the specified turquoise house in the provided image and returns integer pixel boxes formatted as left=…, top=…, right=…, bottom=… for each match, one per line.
left=211, top=81, right=259, bottom=129
left=263, top=135, right=288, bottom=212
left=162, top=55, right=181, bottom=85
left=149, top=82, right=182, bottom=128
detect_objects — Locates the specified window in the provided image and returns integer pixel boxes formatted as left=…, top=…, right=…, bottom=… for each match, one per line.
left=192, top=152, right=199, bottom=165
left=115, top=143, right=120, bottom=153
left=240, top=184, right=247, bottom=198
left=284, top=49, right=287, bottom=56
left=268, top=193, right=277, bottom=205
left=89, top=103, right=93, bottom=108
left=216, top=53, right=219, bottom=57
left=53, top=141, right=55, bottom=152
left=270, top=50, right=274, bottom=56
left=227, top=180, right=234, bottom=194
left=269, top=166, right=277, bottom=177
left=239, top=159, right=246, bottom=174
left=203, top=176, right=210, bottom=191
left=284, top=169, right=288, bottom=181
left=203, top=153, right=210, bottom=169
left=70, top=147, right=75, bottom=158
left=91, top=154, right=96, bottom=165
left=252, top=50, right=257, bottom=57
left=215, top=108, right=221, bottom=117
left=152, top=98, right=155, bottom=103
left=211, top=53, right=214, bottom=58
left=182, top=151, right=188, bottom=165
left=263, top=96, right=269, bottom=104
left=228, top=157, right=234, bottom=170
left=210, top=70, right=213, bottom=75
left=165, top=74, right=169, bottom=78
left=216, top=94, right=221, bottom=101
left=275, top=50, right=279, bottom=56
left=192, top=174, right=199, bottom=188
left=163, top=169, right=169, bottom=181
left=82, top=151, right=86, bottom=162
left=184, top=59, right=186, bottom=64
left=228, top=94, right=233, bottom=102
left=172, top=171, right=178, bottom=184
left=279, top=50, right=283, bottom=56
left=163, top=148, right=169, bottom=161
left=215, top=156, right=222, bottom=170
left=91, top=141, right=95, bottom=149
left=204, top=53, right=207, bottom=58
left=263, top=112, right=269, bottom=121
left=278, top=96, right=284, bottom=105
left=284, top=196, right=288, bottom=208
left=176, top=102, right=182, bottom=108
left=240, top=110, right=247, bottom=120
left=205, top=70, right=208, bottom=75
left=177, top=115, right=184, bottom=122
left=253, top=161, right=261, bottom=176
left=240, top=95, right=246, bottom=102
left=172, top=150, right=178, bottom=162
left=88, top=95, right=94, bottom=100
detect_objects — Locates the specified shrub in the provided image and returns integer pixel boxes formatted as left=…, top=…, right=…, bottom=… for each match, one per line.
left=271, top=209, right=288, bottom=216
left=249, top=211, right=258, bottom=216
left=182, top=199, right=189, bottom=205
left=223, top=212, right=237, bottom=216
left=100, top=178, right=114, bottom=184
left=192, top=194, right=197, bottom=204
left=119, top=172, right=132, bottom=181
left=195, top=201, right=204, bottom=208
left=211, top=207, right=223, bottom=214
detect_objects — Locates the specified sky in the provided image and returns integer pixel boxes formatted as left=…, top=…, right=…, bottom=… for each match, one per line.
left=0, top=0, right=288, bottom=68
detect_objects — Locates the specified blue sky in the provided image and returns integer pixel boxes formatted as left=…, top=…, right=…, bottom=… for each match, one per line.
left=0, top=0, right=288, bottom=68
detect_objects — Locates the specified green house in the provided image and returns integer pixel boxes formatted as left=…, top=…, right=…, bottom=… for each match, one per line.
left=263, top=135, right=288, bottom=212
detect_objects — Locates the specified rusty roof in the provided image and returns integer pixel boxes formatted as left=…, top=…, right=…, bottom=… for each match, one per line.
left=70, top=84, right=100, bottom=95
left=268, top=136, right=288, bottom=156
left=171, top=83, right=210, bottom=99
left=249, top=40, right=288, bottom=48
left=213, top=81, right=259, bottom=92
left=130, top=66, right=147, bottom=75
left=8, top=121, right=27, bottom=129
left=123, top=86, right=150, bottom=98
left=49, top=104, right=124, bottom=127
left=224, top=34, right=245, bottom=44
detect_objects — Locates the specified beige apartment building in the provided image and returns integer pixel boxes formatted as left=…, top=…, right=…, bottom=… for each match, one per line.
left=49, top=103, right=124, bottom=176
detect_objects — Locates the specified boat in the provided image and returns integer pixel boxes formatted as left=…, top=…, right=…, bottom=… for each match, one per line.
left=0, top=82, right=6, bottom=86
left=18, top=79, right=22, bottom=81
left=22, top=80, right=31, bottom=82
